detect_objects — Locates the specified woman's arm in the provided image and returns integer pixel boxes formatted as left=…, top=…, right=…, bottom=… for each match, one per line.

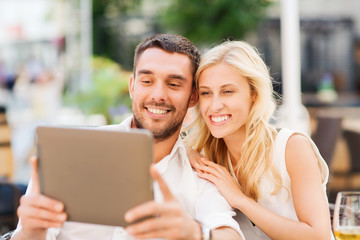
left=194, top=134, right=332, bottom=240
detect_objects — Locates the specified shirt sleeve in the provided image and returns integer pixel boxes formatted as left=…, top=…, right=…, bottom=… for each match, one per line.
left=195, top=178, right=245, bottom=239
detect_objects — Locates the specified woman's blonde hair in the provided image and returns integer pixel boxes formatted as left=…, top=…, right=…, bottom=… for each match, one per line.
left=185, top=41, right=281, bottom=201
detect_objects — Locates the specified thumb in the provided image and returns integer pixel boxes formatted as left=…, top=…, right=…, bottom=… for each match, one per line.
left=30, top=156, right=41, bottom=194
left=150, top=165, right=174, bottom=202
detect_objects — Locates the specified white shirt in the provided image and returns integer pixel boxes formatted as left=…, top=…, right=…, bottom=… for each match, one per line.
left=15, top=116, right=243, bottom=240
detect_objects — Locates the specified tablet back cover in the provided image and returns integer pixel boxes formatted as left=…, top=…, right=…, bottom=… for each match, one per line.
left=36, top=126, right=153, bottom=227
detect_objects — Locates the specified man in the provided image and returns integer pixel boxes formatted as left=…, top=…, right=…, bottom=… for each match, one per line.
left=11, top=34, right=244, bottom=240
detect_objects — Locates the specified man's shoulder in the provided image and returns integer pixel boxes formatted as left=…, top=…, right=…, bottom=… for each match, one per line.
left=99, top=115, right=132, bottom=131
left=189, top=167, right=219, bottom=193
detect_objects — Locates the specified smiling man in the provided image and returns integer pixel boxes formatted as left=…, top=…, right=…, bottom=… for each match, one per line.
left=11, top=34, right=244, bottom=240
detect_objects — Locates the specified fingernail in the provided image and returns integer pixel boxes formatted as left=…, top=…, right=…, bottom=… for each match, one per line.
left=58, top=213, right=66, bottom=221
left=55, top=203, right=63, bottom=211
left=124, top=212, right=132, bottom=221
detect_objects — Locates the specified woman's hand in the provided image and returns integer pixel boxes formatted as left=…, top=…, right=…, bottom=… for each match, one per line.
left=195, top=158, right=246, bottom=209
left=185, top=145, right=208, bottom=169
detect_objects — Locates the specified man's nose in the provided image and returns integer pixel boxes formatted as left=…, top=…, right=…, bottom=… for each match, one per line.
left=151, top=82, right=168, bottom=101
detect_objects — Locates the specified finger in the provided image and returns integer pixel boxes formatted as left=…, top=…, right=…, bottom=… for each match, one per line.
left=185, top=145, right=205, bottom=168
left=125, top=199, right=180, bottom=224
left=127, top=217, right=182, bottom=240
left=30, top=156, right=40, bottom=194
left=18, top=203, right=67, bottom=223
left=20, top=194, right=65, bottom=213
left=195, top=162, right=221, bottom=177
left=199, top=157, right=229, bottom=175
left=124, top=201, right=159, bottom=223
left=196, top=172, right=219, bottom=184
left=150, top=165, right=174, bottom=202
left=21, top=217, right=64, bottom=230
left=126, top=215, right=169, bottom=235
left=129, top=228, right=173, bottom=240
left=129, top=228, right=175, bottom=240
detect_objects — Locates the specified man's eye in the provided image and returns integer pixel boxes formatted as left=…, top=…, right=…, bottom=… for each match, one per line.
left=141, top=80, right=151, bottom=84
left=168, top=83, right=180, bottom=87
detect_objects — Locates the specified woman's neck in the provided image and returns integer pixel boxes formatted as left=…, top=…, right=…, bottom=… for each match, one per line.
left=223, top=128, right=246, bottom=165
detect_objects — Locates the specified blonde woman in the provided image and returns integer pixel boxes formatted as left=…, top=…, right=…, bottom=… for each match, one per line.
left=185, top=41, right=334, bottom=240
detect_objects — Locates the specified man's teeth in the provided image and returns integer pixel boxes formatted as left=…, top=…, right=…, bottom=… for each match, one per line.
left=148, top=108, right=167, bottom=114
left=211, top=115, right=229, bottom=123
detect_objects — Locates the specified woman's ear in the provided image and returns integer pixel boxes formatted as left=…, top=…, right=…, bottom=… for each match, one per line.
left=251, top=90, right=257, bottom=103
left=128, top=74, right=134, bottom=99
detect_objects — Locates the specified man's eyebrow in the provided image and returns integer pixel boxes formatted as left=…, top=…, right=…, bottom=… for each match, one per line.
left=137, top=69, right=153, bottom=75
left=168, top=74, right=186, bottom=81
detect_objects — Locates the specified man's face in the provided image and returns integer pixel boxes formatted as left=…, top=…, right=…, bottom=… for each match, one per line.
left=129, top=48, right=197, bottom=142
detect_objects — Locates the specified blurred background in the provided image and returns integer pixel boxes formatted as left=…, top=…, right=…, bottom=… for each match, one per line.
left=1, top=0, right=360, bottom=234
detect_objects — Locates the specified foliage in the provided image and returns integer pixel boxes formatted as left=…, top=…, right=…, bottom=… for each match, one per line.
left=158, top=0, right=272, bottom=45
left=92, top=0, right=143, bottom=59
left=64, top=56, right=132, bottom=124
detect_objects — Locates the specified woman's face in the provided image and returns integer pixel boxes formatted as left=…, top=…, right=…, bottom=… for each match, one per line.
left=198, top=63, right=255, bottom=139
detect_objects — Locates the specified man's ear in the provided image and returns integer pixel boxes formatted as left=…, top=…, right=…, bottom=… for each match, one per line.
left=188, top=88, right=199, bottom=108
left=129, top=74, right=135, bottom=99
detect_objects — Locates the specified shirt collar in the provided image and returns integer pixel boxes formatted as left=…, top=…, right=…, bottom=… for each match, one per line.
left=118, top=115, right=133, bottom=130
left=119, top=116, right=188, bottom=172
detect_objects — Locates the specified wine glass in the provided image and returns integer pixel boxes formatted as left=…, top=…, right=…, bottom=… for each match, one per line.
left=333, top=191, right=360, bottom=240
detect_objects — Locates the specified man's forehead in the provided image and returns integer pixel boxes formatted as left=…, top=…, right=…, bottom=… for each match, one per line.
left=135, top=48, right=193, bottom=75
left=138, top=47, right=189, bottom=61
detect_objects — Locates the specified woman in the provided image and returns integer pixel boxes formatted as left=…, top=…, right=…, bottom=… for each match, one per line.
left=184, top=41, right=333, bottom=239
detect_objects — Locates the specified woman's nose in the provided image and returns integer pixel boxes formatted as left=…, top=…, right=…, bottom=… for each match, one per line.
left=211, top=95, right=224, bottom=112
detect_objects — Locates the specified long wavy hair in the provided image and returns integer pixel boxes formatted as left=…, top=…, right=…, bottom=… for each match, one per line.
left=185, top=41, right=281, bottom=201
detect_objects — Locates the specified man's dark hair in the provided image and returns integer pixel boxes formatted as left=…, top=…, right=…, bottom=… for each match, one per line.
left=133, top=34, right=200, bottom=81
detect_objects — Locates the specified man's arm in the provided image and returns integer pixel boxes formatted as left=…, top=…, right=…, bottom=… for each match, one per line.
left=124, top=165, right=242, bottom=240
left=11, top=157, right=67, bottom=240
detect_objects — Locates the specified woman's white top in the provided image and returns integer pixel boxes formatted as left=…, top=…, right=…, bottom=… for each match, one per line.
left=229, top=128, right=334, bottom=240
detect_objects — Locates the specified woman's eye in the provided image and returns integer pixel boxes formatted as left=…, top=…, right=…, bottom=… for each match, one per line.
left=223, top=90, right=233, bottom=94
left=200, top=91, right=210, bottom=96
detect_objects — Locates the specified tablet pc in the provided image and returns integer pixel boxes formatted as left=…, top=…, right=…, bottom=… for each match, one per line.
left=36, top=125, right=154, bottom=227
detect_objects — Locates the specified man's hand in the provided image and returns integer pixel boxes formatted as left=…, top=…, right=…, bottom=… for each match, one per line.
left=124, top=165, right=201, bottom=240
left=12, top=156, right=67, bottom=240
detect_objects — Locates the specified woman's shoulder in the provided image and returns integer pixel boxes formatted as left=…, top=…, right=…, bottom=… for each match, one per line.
left=278, top=128, right=329, bottom=185
left=275, top=128, right=312, bottom=148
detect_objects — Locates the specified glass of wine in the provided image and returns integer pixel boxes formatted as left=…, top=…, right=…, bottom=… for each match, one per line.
left=333, top=191, right=360, bottom=240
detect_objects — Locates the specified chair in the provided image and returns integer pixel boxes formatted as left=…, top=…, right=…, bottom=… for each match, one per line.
left=311, top=116, right=343, bottom=167
left=0, top=181, right=21, bottom=234
left=0, top=106, right=27, bottom=234
left=0, top=106, right=13, bottom=179
left=0, top=230, right=14, bottom=240
left=338, top=129, right=360, bottom=188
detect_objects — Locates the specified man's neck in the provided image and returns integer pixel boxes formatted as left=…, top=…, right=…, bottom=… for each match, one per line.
left=153, top=132, right=179, bottom=163
left=130, top=118, right=180, bottom=163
